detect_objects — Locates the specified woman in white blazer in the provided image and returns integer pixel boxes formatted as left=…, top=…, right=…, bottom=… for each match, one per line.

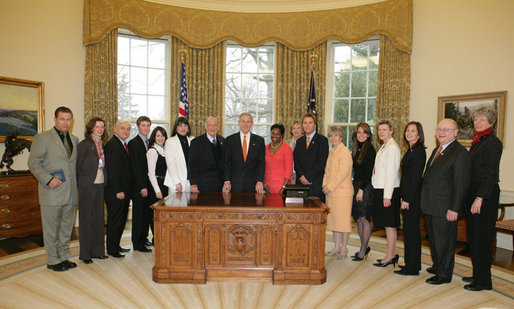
left=371, top=120, right=401, bottom=267
left=164, top=117, right=194, bottom=192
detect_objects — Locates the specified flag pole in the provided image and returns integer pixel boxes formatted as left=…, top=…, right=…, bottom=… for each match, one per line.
left=308, top=51, right=318, bottom=131
left=178, top=47, right=189, bottom=120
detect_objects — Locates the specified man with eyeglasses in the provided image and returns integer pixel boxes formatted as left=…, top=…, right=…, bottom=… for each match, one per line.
left=420, top=118, right=471, bottom=285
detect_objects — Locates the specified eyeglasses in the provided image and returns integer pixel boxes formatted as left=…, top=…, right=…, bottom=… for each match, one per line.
left=436, top=128, right=456, bottom=133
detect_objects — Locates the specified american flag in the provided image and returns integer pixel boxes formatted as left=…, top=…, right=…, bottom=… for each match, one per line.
left=307, top=70, right=318, bottom=130
left=179, top=60, right=189, bottom=119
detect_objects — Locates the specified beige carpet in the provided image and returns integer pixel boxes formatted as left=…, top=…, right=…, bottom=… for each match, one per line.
left=1, top=234, right=513, bottom=309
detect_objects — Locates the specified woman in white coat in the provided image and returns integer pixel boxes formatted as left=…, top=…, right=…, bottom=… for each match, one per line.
left=164, top=117, right=194, bottom=192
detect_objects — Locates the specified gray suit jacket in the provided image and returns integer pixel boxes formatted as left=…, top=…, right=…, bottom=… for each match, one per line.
left=420, top=140, right=471, bottom=217
left=28, top=128, right=79, bottom=206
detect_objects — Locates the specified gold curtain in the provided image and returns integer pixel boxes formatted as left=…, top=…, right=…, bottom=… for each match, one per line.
left=275, top=42, right=327, bottom=135
left=84, top=29, right=118, bottom=138
left=376, top=34, right=411, bottom=152
left=84, top=0, right=413, bottom=53
left=170, top=38, right=225, bottom=137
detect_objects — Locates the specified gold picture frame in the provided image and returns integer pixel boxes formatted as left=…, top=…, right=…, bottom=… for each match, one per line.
left=0, top=76, right=45, bottom=142
left=438, top=91, right=507, bottom=147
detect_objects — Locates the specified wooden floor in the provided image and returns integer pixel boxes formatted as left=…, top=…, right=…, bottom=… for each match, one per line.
left=1, top=223, right=512, bottom=271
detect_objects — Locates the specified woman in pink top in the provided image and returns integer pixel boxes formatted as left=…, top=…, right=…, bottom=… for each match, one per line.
left=264, top=124, right=293, bottom=194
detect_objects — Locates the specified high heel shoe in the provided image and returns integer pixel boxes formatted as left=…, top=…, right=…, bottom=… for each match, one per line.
left=373, top=254, right=399, bottom=267
left=352, top=247, right=371, bottom=261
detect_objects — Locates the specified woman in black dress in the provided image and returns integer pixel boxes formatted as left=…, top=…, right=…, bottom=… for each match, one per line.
left=147, top=126, right=169, bottom=203
left=394, top=121, right=426, bottom=276
left=76, top=117, right=108, bottom=264
left=350, top=123, right=376, bottom=261
left=463, top=105, right=502, bottom=291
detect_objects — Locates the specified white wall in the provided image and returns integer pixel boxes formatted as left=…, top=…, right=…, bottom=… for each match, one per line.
left=0, top=0, right=85, bottom=171
left=1, top=0, right=513, bottom=248
left=411, top=0, right=514, bottom=249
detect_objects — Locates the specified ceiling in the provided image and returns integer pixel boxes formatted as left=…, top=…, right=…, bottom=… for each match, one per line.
left=142, top=0, right=386, bottom=12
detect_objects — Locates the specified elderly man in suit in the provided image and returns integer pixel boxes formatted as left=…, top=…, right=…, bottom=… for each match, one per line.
left=293, top=113, right=329, bottom=202
left=222, top=113, right=265, bottom=193
left=104, top=120, right=132, bottom=258
left=189, top=116, right=226, bottom=192
left=128, top=116, right=152, bottom=252
left=421, top=118, right=471, bottom=285
left=28, top=106, right=79, bottom=272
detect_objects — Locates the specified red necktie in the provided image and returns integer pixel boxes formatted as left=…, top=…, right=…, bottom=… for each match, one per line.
left=124, top=143, right=130, bottom=156
left=242, top=135, right=247, bottom=162
left=431, top=146, right=442, bottom=164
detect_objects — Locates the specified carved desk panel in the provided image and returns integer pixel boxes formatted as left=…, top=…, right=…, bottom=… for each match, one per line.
left=152, top=193, right=328, bottom=285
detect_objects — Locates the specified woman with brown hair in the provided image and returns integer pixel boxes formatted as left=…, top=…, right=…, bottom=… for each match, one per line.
left=350, top=123, right=376, bottom=261
left=76, top=117, right=108, bottom=264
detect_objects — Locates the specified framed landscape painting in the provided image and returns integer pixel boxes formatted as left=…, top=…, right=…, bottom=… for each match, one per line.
left=0, top=76, right=45, bottom=142
left=438, top=91, right=507, bottom=147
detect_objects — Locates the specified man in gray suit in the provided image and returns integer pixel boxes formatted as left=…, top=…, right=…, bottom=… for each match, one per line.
left=421, top=118, right=471, bottom=284
left=28, top=106, right=79, bottom=272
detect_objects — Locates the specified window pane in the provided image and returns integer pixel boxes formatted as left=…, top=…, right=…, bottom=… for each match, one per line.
left=334, top=72, right=349, bottom=98
left=148, top=41, right=165, bottom=68
left=334, top=99, right=349, bottom=123
left=225, top=124, right=240, bottom=137
left=350, top=99, right=366, bottom=123
left=257, top=99, right=273, bottom=123
left=131, top=38, right=148, bottom=67
left=368, top=71, right=378, bottom=97
left=241, top=74, right=258, bottom=98
left=226, top=47, right=241, bottom=72
left=351, top=71, right=367, bottom=97
left=258, top=75, right=273, bottom=98
left=225, top=98, right=241, bottom=122
left=130, top=67, right=147, bottom=94
left=148, top=96, right=165, bottom=120
left=351, top=44, right=368, bottom=70
left=369, top=41, right=379, bottom=69
left=367, top=98, right=376, bottom=122
left=148, top=69, right=165, bottom=95
left=225, top=73, right=241, bottom=98
left=253, top=125, right=270, bottom=142
left=259, top=48, right=274, bottom=72
left=242, top=48, right=258, bottom=72
left=118, top=37, right=130, bottom=65
left=334, top=45, right=351, bottom=72
left=130, top=94, right=147, bottom=117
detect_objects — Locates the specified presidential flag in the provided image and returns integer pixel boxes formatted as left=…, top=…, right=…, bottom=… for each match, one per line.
left=179, top=60, right=189, bottom=119
left=307, top=70, right=318, bottom=130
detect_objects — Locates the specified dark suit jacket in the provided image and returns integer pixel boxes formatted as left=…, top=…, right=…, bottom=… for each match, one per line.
left=399, top=145, right=426, bottom=205
left=128, top=135, right=150, bottom=193
left=420, top=140, right=471, bottom=217
left=293, top=133, right=329, bottom=198
left=104, top=135, right=132, bottom=197
left=188, top=133, right=226, bottom=192
left=76, top=136, right=106, bottom=188
left=469, top=133, right=502, bottom=199
left=224, top=132, right=265, bottom=192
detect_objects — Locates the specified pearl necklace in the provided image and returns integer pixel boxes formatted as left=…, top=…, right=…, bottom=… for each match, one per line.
left=270, top=141, right=282, bottom=149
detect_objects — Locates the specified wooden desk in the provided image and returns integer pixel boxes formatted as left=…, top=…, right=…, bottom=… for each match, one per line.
left=152, top=192, right=328, bottom=285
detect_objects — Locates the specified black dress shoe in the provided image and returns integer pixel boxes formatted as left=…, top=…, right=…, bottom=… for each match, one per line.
left=134, top=247, right=152, bottom=253
left=426, top=267, right=436, bottom=274
left=463, top=283, right=492, bottom=291
left=145, top=240, right=154, bottom=247
left=119, top=247, right=130, bottom=253
left=92, top=255, right=108, bottom=259
left=62, top=260, right=77, bottom=269
left=47, top=262, right=69, bottom=272
left=426, top=275, right=451, bottom=285
left=394, top=269, right=419, bottom=276
left=82, top=259, right=93, bottom=264
left=462, top=276, right=474, bottom=283
left=109, top=252, right=125, bottom=258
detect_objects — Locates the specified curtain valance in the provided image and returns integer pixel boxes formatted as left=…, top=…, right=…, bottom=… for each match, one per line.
left=84, top=0, right=412, bottom=53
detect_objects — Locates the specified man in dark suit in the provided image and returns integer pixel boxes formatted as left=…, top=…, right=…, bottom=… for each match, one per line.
left=293, top=113, right=329, bottom=202
left=421, top=118, right=471, bottom=285
left=222, top=113, right=265, bottom=193
left=104, top=120, right=132, bottom=258
left=189, top=116, right=226, bottom=192
left=28, top=106, right=79, bottom=272
left=128, top=116, right=152, bottom=252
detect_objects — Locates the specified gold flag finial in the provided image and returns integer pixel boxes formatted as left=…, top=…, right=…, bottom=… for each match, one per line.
left=309, top=51, right=318, bottom=67
left=179, top=47, right=186, bottom=63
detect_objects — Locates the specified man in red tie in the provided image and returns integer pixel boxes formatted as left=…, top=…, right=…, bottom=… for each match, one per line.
left=421, top=118, right=471, bottom=285
left=104, top=120, right=132, bottom=258
left=222, top=113, right=265, bottom=193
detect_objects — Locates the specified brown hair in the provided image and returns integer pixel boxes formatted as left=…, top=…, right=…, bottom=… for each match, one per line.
left=85, top=117, right=107, bottom=140
left=403, top=121, right=426, bottom=149
left=351, top=122, right=373, bottom=164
